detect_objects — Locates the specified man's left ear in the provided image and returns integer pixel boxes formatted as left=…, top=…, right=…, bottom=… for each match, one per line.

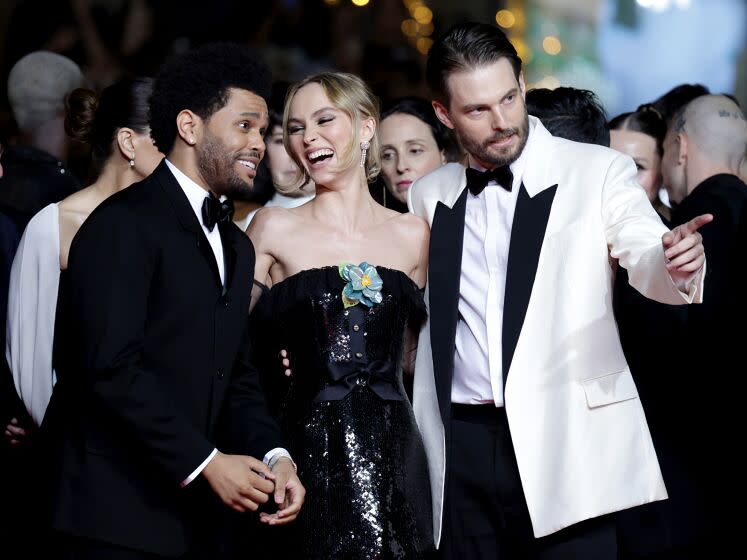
left=519, top=72, right=526, bottom=100
left=360, top=117, right=375, bottom=144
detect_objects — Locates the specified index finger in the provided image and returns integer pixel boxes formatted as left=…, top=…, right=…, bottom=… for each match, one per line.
left=683, top=213, right=713, bottom=233
left=247, top=471, right=276, bottom=495
left=276, top=492, right=303, bottom=518
left=246, top=456, right=274, bottom=479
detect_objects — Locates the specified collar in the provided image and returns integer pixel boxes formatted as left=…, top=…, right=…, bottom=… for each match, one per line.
left=165, top=159, right=216, bottom=224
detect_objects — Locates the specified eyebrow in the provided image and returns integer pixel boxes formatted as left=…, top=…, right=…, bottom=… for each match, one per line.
left=288, top=106, right=338, bottom=122
left=382, top=138, right=428, bottom=150
left=462, top=87, right=519, bottom=111
left=238, top=112, right=263, bottom=119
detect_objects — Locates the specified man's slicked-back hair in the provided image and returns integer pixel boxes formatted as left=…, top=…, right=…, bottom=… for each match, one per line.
left=426, top=22, right=522, bottom=104
left=149, top=42, right=271, bottom=155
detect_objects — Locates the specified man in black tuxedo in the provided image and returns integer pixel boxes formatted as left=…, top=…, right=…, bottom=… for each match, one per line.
left=659, top=93, right=747, bottom=557
left=44, top=43, right=304, bottom=558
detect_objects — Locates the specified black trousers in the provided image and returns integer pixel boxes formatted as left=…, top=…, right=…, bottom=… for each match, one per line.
left=440, top=404, right=617, bottom=560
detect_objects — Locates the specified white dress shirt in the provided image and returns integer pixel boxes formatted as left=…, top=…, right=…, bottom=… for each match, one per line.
left=166, top=160, right=225, bottom=284
left=451, top=126, right=531, bottom=407
left=164, top=160, right=293, bottom=485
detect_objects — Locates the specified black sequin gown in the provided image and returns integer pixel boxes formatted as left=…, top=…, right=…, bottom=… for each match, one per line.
left=259, top=266, right=433, bottom=559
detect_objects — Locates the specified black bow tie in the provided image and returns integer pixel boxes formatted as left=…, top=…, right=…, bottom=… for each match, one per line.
left=201, top=193, right=234, bottom=232
left=465, top=166, right=514, bottom=196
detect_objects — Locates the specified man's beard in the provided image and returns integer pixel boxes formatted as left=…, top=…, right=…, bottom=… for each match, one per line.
left=457, top=110, right=529, bottom=168
left=196, top=131, right=257, bottom=200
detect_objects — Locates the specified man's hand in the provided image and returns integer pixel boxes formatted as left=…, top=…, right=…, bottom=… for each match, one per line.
left=662, top=213, right=713, bottom=286
left=260, top=457, right=305, bottom=526
left=4, top=417, right=31, bottom=447
left=202, top=451, right=276, bottom=512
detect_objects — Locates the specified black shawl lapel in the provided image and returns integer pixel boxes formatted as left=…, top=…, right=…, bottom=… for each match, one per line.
left=219, top=222, right=240, bottom=297
left=502, top=183, right=557, bottom=382
left=429, top=188, right=468, bottom=424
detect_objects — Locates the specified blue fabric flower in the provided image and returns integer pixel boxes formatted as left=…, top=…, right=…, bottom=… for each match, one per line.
left=338, top=262, right=384, bottom=308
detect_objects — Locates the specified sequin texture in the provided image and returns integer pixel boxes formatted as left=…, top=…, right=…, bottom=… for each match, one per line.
left=260, top=267, right=433, bottom=559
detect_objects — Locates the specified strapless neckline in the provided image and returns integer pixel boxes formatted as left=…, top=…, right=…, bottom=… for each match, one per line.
left=269, top=265, right=422, bottom=293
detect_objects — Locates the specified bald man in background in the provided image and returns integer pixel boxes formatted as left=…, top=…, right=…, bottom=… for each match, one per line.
left=659, top=94, right=747, bottom=557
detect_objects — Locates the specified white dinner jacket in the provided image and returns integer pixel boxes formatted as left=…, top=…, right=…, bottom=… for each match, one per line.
left=408, top=117, right=704, bottom=545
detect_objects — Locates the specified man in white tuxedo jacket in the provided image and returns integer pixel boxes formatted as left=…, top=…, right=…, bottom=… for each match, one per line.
left=408, top=22, right=711, bottom=559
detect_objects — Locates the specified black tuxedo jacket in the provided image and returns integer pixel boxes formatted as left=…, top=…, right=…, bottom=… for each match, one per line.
left=44, top=160, right=283, bottom=557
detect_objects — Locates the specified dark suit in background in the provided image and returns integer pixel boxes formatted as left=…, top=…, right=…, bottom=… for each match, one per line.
left=664, top=172, right=746, bottom=556
left=44, top=161, right=283, bottom=558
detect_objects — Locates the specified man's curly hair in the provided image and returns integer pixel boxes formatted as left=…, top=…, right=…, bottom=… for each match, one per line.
left=149, top=42, right=271, bottom=154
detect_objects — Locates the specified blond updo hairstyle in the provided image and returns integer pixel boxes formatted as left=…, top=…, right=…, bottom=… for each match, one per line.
left=281, top=72, right=381, bottom=192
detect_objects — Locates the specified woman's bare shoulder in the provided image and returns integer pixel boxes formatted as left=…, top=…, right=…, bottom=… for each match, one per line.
left=389, top=210, right=429, bottom=239
left=248, top=205, right=296, bottom=233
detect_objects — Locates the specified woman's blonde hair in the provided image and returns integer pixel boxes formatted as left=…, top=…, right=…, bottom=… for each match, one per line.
left=280, top=72, right=381, bottom=192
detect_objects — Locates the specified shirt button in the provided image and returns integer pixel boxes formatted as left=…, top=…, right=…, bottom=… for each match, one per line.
left=355, top=352, right=363, bottom=359
left=217, top=368, right=224, bottom=379
left=353, top=324, right=360, bottom=332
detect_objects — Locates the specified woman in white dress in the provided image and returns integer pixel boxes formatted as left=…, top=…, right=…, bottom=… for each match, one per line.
left=5, top=77, right=163, bottom=439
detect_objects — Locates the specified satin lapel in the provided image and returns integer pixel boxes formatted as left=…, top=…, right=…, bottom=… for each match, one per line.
left=219, top=222, right=239, bottom=296
left=429, top=188, right=468, bottom=424
left=502, top=182, right=557, bottom=382
left=154, top=160, right=223, bottom=291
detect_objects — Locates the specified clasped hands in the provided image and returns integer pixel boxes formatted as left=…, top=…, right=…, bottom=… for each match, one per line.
left=203, top=451, right=305, bottom=525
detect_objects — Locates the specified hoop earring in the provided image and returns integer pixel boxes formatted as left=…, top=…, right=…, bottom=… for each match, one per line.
left=360, top=140, right=370, bottom=168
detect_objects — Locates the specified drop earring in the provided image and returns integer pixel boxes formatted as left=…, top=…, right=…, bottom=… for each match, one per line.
left=360, top=140, right=370, bottom=168
left=129, top=158, right=135, bottom=168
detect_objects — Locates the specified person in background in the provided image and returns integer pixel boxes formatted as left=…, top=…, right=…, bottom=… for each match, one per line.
left=6, top=77, right=162, bottom=434
left=608, top=105, right=692, bottom=560
left=0, top=52, right=85, bottom=232
left=609, top=104, right=670, bottom=222
left=651, top=83, right=710, bottom=127
left=377, top=96, right=459, bottom=212
left=643, top=93, right=747, bottom=558
left=1, top=77, right=162, bottom=557
left=526, top=86, right=609, bottom=147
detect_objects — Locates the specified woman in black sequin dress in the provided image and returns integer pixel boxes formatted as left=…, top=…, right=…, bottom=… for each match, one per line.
left=247, top=72, right=433, bottom=559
